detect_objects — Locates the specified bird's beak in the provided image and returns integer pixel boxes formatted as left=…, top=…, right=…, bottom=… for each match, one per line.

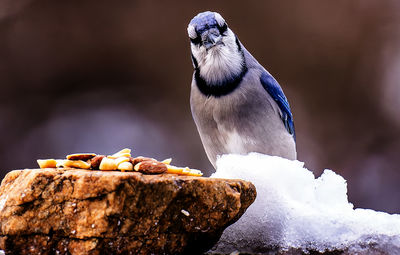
left=202, top=30, right=222, bottom=50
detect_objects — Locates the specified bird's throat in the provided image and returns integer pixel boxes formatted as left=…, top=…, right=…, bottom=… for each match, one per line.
left=193, top=36, right=247, bottom=97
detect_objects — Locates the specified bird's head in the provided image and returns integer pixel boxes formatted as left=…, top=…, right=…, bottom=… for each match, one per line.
left=188, top=11, right=228, bottom=51
left=188, top=11, right=245, bottom=88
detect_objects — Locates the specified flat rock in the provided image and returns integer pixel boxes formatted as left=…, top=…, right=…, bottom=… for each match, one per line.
left=0, top=168, right=256, bottom=255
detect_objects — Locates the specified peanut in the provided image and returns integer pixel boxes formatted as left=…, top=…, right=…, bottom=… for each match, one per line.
left=165, top=165, right=183, bottom=174
left=161, top=158, right=172, bottom=165
left=108, top=148, right=131, bottom=159
left=99, top=157, right=117, bottom=171
left=37, top=159, right=57, bottom=169
left=117, top=161, right=133, bottom=171
left=64, top=160, right=91, bottom=169
left=114, top=157, right=130, bottom=167
left=166, top=165, right=203, bottom=176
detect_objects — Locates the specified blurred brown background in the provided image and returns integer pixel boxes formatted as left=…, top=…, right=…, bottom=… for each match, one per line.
left=1, top=0, right=400, bottom=213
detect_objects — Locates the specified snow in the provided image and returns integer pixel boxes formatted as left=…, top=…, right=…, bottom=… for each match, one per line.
left=209, top=153, right=400, bottom=254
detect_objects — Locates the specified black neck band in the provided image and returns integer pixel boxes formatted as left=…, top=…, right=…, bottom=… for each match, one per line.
left=194, top=65, right=247, bottom=97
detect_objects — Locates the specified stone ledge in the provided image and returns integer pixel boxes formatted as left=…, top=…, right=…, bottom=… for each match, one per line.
left=0, top=168, right=256, bottom=254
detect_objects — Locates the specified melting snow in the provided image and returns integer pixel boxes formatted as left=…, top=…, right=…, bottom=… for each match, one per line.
left=210, top=153, right=400, bottom=254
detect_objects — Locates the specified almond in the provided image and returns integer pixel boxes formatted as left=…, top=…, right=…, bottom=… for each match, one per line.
left=130, top=156, right=157, bottom=166
left=66, top=153, right=96, bottom=161
left=134, top=161, right=167, bottom=174
left=90, top=155, right=105, bottom=169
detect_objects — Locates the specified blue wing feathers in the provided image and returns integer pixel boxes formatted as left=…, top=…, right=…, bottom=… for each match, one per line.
left=260, top=72, right=295, bottom=138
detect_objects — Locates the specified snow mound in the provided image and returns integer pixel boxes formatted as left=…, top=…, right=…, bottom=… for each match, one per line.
left=210, top=153, right=400, bottom=254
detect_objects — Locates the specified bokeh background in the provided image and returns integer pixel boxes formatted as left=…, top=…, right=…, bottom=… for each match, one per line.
left=1, top=0, right=400, bottom=213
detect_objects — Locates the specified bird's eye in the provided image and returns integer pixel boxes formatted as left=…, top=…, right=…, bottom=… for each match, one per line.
left=218, top=22, right=228, bottom=34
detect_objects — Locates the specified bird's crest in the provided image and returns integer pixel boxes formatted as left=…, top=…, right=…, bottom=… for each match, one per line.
left=188, top=11, right=226, bottom=38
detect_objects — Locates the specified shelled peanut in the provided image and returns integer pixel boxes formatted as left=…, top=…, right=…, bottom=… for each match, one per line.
left=36, top=148, right=203, bottom=176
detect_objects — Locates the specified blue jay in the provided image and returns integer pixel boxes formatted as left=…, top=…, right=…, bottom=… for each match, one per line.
left=188, top=11, right=297, bottom=168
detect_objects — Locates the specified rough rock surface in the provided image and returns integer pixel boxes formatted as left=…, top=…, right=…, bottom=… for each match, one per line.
left=0, top=168, right=256, bottom=255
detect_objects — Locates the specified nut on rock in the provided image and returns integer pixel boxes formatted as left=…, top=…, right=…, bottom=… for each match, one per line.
left=0, top=168, right=256, bottom=255
left=36, top=148, right=203, bottom=176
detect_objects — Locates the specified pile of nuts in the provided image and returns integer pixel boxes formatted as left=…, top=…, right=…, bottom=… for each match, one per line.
left=37, top=148, right=203, bottom=176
